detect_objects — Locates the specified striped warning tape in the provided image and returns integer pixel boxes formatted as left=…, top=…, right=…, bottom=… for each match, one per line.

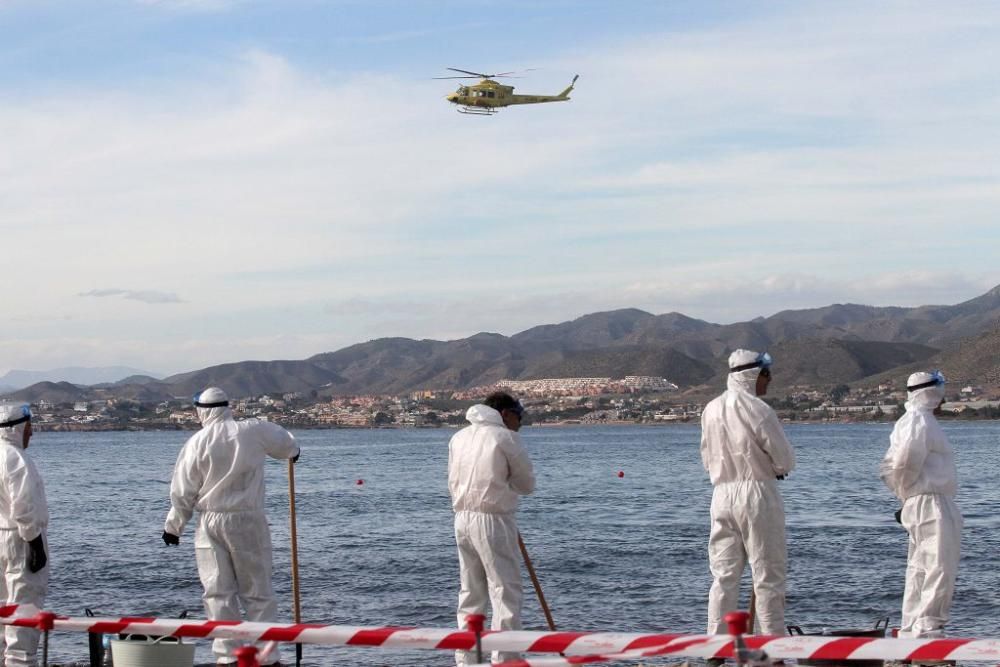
left=3, top=605, right=999, bottom=662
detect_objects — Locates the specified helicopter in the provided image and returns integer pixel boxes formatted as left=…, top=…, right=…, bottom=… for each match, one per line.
left=435, top=68, right=579, bottom=115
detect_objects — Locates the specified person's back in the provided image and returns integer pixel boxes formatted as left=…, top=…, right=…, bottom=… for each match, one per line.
left=168, top=413, right=296, bottom=518
left=881, top=371, right=961, bottom=639
left=162, top=388, right=299, bottom=666
left=449, top=405, right=535, bottom=514
left=448, top=393, right=534, bottom=667
left=883, top=386, right=956, bottom=501
left=700, top=350, right=794, bottom=638
left=700, top=386, right=794, bottom=484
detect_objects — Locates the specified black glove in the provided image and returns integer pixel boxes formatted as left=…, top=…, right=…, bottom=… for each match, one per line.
left=162, top=531, right=180, bottom=546
left=894, top=509, right=902, bottom=524
left=27, top=535, right=46, bottom=573
left=291, top=449, right=301, bottom=464
left=776, top=474, right=786, bottom=480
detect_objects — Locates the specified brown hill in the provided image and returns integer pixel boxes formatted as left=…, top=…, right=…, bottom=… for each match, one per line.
left=164, top=360, right=344, bottom=397
left=860, top=325, right=1000, bottom=391
left=6, top=381, right=90, bottom=403
left=525, top=345, right=715, bottom=385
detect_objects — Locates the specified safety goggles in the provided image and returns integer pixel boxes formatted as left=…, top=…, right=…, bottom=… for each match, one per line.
left=0, top=405, right=31, bottom=428
left=907, top=370, right=946, bottom=392
left=510, top=401, right=526, bottom=420
left=730, top=351, right=773, bottom=373
left=193, top=393, right=229, bottom=409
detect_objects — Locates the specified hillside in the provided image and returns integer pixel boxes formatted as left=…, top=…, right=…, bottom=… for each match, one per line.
left=5, top=283, right=1000, bottom=402
left=860, top=325, right=1000, bottom=391
left=766, top=286, right=1000, bottom=345
left=524, top=345, right=715, bottom=386
left=164, top=360, right=344, bottom=397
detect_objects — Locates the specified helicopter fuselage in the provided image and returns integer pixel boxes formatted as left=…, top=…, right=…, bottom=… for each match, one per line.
left=445, top=76, right=577, bottom=112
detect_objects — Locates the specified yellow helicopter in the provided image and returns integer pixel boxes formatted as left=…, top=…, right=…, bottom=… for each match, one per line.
left=436, top=68, right=579, bottom=115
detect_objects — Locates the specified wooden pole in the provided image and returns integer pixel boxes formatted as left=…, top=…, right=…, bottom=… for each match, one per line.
left=288, top=460, right=303, bottom=667
left=517, top=533, right=557, bottom=631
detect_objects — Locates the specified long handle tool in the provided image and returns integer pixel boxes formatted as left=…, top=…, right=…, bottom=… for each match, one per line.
left=289, top=460, right=303, bottom=667
left=517, top=532, right=557, bottom=631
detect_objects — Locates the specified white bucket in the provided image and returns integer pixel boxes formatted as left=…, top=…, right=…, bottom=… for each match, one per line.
left=110, top=634, right=196, bottom=667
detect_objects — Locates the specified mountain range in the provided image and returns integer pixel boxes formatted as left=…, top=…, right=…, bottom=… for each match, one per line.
left=0, top=366, right=158, bottom=392
left=4, top=285, right=1000, bottom=403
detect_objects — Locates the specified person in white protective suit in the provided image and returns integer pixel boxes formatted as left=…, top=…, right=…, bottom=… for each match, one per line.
left=701, top=349, right=795, bottom=637
left=881, top=370, right=962, bottom=639
left=0, top=403, right=49, bottom=667
left=162, top=387, right=300, bottom=665
left=449, top=391, right=535, bottom=666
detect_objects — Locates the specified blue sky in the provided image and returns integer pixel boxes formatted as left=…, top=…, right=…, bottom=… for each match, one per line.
left=2, top=0, right=999, bottom=376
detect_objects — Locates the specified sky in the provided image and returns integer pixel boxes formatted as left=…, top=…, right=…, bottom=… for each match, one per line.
left=2, top=0, right=999, bottom=377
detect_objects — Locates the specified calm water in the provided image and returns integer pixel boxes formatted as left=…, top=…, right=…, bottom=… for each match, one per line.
left=30, top=422, right=1000, bottom=665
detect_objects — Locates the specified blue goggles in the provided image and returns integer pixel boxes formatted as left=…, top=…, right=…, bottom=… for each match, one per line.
left=0, top=405, right=31, bottom=428
left=193, top=393, right=229, bottom=409
left=730, top=352, right=773, bottom=373
left=907, top=370, right=946, bottom=392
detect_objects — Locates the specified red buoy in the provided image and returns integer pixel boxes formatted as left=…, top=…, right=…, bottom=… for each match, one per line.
left=617, top=470, right=625, bottom=478
left=356, top=479, right=364, bottom=485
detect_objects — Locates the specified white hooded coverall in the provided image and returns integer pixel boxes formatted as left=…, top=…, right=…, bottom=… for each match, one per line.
left=700, top=353, right=795, bottom=636
left=164, top=395, right=299, bottom=665
left=0, top=407, right=49, bottom=667
left=448, top=405, right=535, bottom=666
left=881, top=379, right=962, bottom=638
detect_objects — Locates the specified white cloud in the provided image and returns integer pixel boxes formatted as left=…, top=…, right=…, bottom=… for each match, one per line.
left=4, top=2, right=1000, bottom=372
left=322, top=270, right=998, bottom=339
left=78, top=289, right=183, bottom=304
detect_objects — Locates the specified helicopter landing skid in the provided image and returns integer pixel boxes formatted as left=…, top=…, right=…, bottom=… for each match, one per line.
left=457, top=106, right=498, bottom=115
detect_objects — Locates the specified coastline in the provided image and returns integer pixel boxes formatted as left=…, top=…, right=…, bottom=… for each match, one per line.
left=33, top=416, right=999, bottom=433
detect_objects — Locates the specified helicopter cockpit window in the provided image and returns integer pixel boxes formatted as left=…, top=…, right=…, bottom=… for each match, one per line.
left=487, top=91, right=495, bottom=98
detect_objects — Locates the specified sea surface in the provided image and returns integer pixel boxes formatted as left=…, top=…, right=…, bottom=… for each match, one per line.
left=32, top=422, right=1000, bottom=665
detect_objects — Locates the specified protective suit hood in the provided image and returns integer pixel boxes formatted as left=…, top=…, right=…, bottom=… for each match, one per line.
left=194, top=387, right=233, bottom=426
left=727, top=369, right=759, bottom=395
left=726, top=349, right=769, bottom=395
left=465, top=404, right=505, bottom=427
left=0, top=403, right=30, bottom=449
left=906, top=371, right=945, bottom=411
left=907, top=385, right=945, bottom=412
left=905, top=371, right=946, bottom=411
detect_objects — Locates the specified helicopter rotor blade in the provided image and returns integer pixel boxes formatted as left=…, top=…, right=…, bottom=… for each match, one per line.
left=446, top=67, right=490, bottom=77
left=490, top=68, right=540, bottom=79
left=433, top=76, right=484, bottom=79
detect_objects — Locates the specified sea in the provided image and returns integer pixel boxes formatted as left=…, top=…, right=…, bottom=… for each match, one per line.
left=32, top=422, right=1000, bottom=666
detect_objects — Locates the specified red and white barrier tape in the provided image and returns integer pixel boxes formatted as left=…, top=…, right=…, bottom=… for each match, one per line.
left=495, top=634, right=1000, bottom=666
left=4, top=605, right=1000, bottom=662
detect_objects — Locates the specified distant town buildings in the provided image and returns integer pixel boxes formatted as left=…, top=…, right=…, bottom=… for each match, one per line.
left=494, top=375, right=678, bottom=397
left=16, top=373, right=1000, bottom=431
